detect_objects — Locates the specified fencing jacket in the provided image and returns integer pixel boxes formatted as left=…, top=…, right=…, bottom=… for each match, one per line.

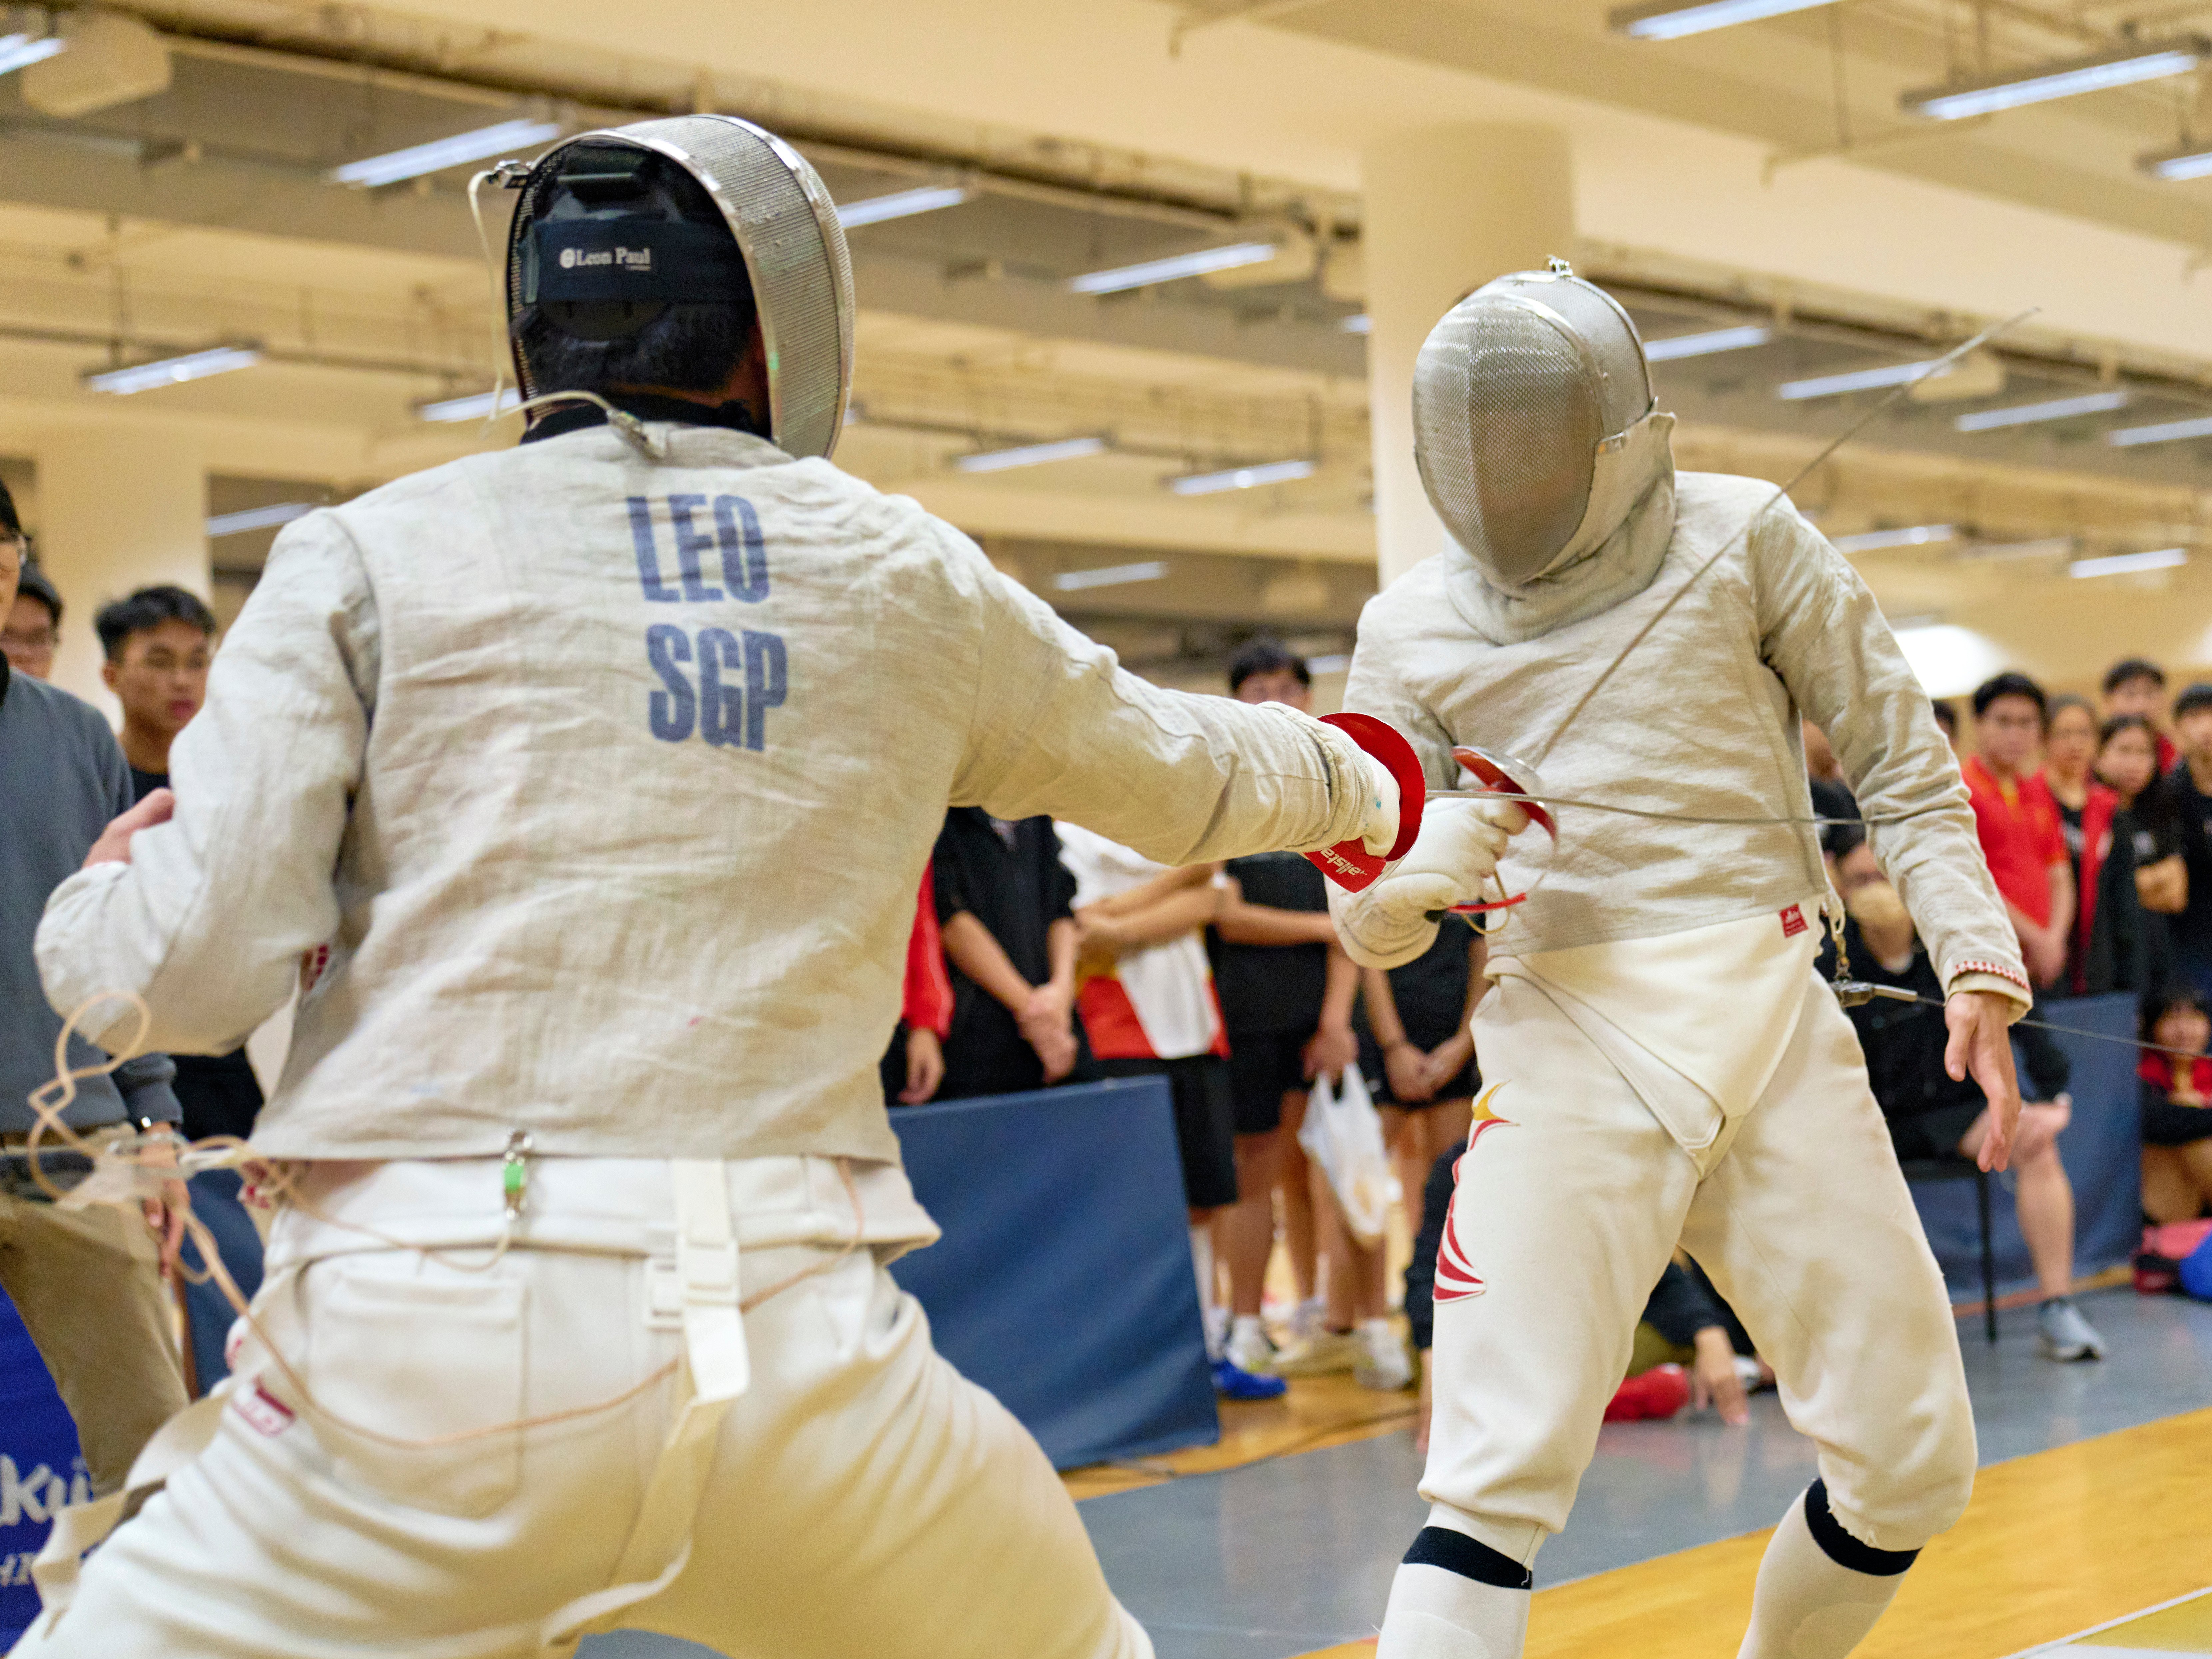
left=1333, top=472, right=2028, bottom=1009
left=37, top=421, right=1379, bottom=1166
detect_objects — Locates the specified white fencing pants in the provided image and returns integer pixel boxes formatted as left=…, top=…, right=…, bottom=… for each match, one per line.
left=9, top=1159, right=1150, bottom=1659
left=1423, top=974, right=1976, bottom=1564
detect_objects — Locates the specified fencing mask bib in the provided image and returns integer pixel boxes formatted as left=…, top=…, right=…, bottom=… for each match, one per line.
left=504, top=115, right=855, bottom=460
left=1413, top=263, right=1675, bottom=638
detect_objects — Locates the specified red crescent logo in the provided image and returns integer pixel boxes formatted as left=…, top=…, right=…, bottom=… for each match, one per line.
left=1434, top=1086, right=1514, bottom=1303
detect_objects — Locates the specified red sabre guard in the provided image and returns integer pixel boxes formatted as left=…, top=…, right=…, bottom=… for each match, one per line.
left=1303, top=713, right=1427, bottom=892
left=1444, top=745, right=1559, bottom=916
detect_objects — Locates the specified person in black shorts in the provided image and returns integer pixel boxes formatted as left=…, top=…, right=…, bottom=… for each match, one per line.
left=1362, top=915, right=1486, bottom=1226
left=1210, top=640, right=1358, bottom=1375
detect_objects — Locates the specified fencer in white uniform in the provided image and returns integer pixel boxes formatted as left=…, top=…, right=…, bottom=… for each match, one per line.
left=1331, top=266, right=2035, bottom=1659
left=18, top=118, right=1447, bottom=1659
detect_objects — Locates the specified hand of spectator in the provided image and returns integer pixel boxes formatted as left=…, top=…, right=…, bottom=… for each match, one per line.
left=82, top=788, right=173, bottom=870
left=1946, top=990, right=2023, bottom=1172
left=1423, top=1030, right=1475, bottom=1096
left=2027, top=929, right=2067, bottom=988
left=1689, top=1328, right=1749, bottom=1426
left=138, top=1128, right=188, bottom=1272
left=1383, top=1040, right=1434, bottom=1104
left=1074, top=908, right=1127, bottom=960
left=1018, top=983, right=1078, bottom=1083
left=1302, top=1021, right=1357, bottom=1084
left=900, top=1027, right=945, bottom=1105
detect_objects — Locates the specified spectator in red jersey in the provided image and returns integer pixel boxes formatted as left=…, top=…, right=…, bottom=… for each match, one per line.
left=2045, top=694, right=2144, bottom=996
left=1966, top=672, right=2074, bottom=989
left=2104, top=657, right=2177, bottom=775
left=881, top=867, right=953, bottom=1105
left=2138, top=985, right=2212, bottom=1224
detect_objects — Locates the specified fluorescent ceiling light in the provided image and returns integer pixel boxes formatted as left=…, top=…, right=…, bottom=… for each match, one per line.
left=1903, top=41, right=2205, bottom=122
left=1070, top=242, right=1277, bottom=295
left=1340, top=314, right=1373, bottom=335
left=1962, top=536, right=2077, bottom=562
left=2069, top=547, right=2188, bottom=578
left=331, top=117, right=563, bottom=188
left=835, top=184, right=971, bottom=228
left=0, top=31, right=66, bottom=75
left=1954, top=390, right=2130, bottom=431
left=1053, top=560, right=1168, bottom=591
left=1777, top=360, right=1943, bottom=400
left=1610, top=0, right=1836, bottom=39
left=1168, top=457, right=1317, bottom=495
left=84, top=345, right=261, bottom=395
left=2142, top=142, right=2212, bottom=181
left=953, top=435, right=1107, bottom=472
left=2108, top=412, right=2212, bottom=447
left=206, top=503, right=315, bottom=537
left=1831, top=524, right=1955, bottom=554
left=1644, top=324, right=1771, bottom=362
left=1306, top=653, right=1351, bottom=675
left=418, top=387, right=522, bottom=423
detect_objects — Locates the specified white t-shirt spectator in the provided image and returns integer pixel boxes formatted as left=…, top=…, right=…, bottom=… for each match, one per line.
left=1056, top=823, right=1226, bottom=1063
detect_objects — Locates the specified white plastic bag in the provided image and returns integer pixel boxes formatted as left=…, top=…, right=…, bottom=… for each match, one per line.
left=1298, top=1064, right=1401, bottom=1249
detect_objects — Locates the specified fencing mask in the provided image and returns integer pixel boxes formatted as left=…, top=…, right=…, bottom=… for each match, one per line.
left=505, top=115, right=854, bottom=460
left=1413, top=263, right=1673, bottom=613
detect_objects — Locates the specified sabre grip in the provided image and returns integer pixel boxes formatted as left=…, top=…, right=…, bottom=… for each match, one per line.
left=1303, top=713, right=1426, bottom=894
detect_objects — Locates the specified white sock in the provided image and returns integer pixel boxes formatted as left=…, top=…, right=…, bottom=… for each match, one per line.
left=1189, top=1224, right=1221, bottom=1361
left=1738, top=1484, right=1915, bottom=1659
left=1376, top=1518, right=1533, bottom=1659
left=1231, top=1313, right=1266, bottom=1347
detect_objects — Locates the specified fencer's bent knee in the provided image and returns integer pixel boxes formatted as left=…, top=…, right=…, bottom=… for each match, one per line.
left=1825, top=1387, right=1976, bottom=1553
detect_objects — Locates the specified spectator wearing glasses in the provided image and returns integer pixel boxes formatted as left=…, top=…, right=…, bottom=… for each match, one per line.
left=0, top=482, right=192, bottom=1488
left=3, top=557, right=62, bottom=680
left=1965, top=673, right=2073, bottom=990
left=94, top=586, right=267, bottom=1395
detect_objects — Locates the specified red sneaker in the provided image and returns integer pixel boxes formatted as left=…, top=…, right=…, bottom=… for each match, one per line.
left=1604, top=1363, right=1691, bottom=1422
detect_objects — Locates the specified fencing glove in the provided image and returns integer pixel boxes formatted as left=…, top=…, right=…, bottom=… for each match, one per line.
left=1367, top=796, right=1530, bottom=928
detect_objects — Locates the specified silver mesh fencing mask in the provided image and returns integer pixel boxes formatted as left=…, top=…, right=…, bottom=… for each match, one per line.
left=505, top=115, right=855, bottom=460
left=1413, top=265, right=1660, bottom=589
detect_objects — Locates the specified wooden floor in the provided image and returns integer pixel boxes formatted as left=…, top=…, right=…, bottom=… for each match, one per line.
left=1289, top=1407, right=2212, bottom=1659
left=1062, top=1368, right=1415, bottom=1501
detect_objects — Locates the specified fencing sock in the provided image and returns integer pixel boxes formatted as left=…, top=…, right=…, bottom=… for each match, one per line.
left=1189, top=1224, right=1222, bottom=1361
left=1738, top=1481, right=1917, bottom=1659
left=1376, top=1524, right=1532, bottom=1659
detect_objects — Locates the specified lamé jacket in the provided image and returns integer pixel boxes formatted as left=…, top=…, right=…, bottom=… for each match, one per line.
left=1333, top=472, right=2029, bottom=1006
left=37, top=420, right=1377, bottom=1166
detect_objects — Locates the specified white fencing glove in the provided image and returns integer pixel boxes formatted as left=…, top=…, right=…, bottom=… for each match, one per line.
left=1366, top=796, right=1530, bottom=929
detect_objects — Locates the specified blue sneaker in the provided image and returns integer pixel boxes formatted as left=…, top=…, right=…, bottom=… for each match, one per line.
left=1212, top=1356, right=1288, bottom=1400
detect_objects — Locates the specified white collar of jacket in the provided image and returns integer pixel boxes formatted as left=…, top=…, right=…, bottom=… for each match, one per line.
left=1444, top=411, right=1677, bottom=645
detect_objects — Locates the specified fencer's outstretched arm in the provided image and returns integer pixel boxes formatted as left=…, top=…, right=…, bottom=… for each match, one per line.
left=939, top=514, right=1392, bottom=866
left=38, top=517, right=371, bottom=1058
left=1748, top=500, right=2030, bottom=1011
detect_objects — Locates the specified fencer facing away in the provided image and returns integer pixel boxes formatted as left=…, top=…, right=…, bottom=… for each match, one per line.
left=13, top=118, right=1529, bottom=1659
left=1333, top=266, right=2034, bottom=1659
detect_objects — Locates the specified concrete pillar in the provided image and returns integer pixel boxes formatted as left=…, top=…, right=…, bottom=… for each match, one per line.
left=1362, top=125, right=1575, bottom=587
left=32, top=426, right=209, bottom=717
